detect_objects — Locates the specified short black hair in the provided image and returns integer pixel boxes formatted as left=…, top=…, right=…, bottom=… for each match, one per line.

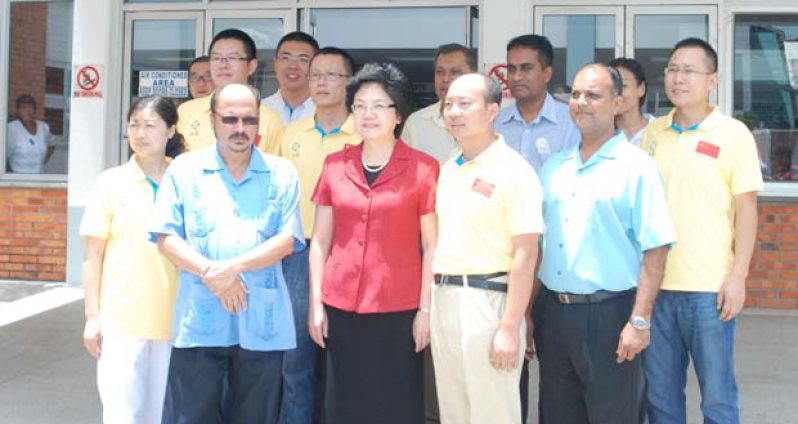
left=127, top=95, right=185, bottom=158
left=209, top=29, right=257, bottom=60
left=608, top=57, right=648, bottom=108
left=435, top=43, right=478, bottom=72
left=576, top=63, right=623, bottom=97
left=312, top=47, right=356, bottom=76
left=506, top=34, right=554, bottom=68
left=15, top=94, right=36, bottom=110
left=276, top=31, right=319, bottom=56
left=189, top=56, right=210, bottom=70
left=210, top=83, right=262, bottom=114
left=346, top=62, right=415, bottom=138
left=668, top=37, right=717, bottom=73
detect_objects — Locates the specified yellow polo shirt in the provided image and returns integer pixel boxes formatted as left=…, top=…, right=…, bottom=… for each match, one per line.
left=642, top=107, right=763, bottom=292
left=401, top=101, right=460, bottom=165
left=177, top=94, right=284, bottom=152
left=278, top=114, right=360, bottom=238
left=433, top=135, right=544, bottom=275
left=79, top=155, right=179, bottom=340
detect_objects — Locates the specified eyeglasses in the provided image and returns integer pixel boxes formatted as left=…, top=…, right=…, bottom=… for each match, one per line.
left=351, top=102, right=396, bottom=114
left=189, top=73, right=212, bottom=83
left=308, top=72, right=350, bottom=82
left=218, top=115, right=258, bottom=126
left=210, top=55, right=250, bottom=64
left=663, top=66, right=714, bottom=78
left=277, top=53, right=312, bottom=65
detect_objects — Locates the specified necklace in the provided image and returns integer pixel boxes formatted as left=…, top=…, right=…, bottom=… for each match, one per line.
left=361, top=151, right=391, bottom=173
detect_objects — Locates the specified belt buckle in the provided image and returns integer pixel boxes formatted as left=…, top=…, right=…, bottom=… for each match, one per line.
left=557, top=293, right=571, bottom=304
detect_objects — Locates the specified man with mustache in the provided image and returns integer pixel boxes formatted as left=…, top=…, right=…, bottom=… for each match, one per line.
left=535, top=63, right=675, bottom=423
left=152, top=83, right=304, bottom=423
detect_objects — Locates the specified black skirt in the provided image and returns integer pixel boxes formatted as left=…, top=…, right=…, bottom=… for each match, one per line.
left=324, top=305, right=423, bottom=424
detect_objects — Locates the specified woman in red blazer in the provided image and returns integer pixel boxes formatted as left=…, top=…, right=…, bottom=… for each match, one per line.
left=308, top=62, right=439, bottom=424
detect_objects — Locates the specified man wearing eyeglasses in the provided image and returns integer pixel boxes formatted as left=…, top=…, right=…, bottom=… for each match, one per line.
left=401, top=43, right=477, bottom=165
left=177, top=29, right=284, bottom=152
left=272, top=46, right=359, bottom=424
left=263, top=32, right=319, bottom=126
left=152, top=83, right=304, bottom=424
left=642, top=38, right=763, bottom=424
left=188, top=56, right=215, bottom=99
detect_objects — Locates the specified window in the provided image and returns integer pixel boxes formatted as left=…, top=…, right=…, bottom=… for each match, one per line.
left=3, top=1, right=73, bottom=177
left=306, top=7, right=477, bottom=108
left=734, top=14, right=798, bottom=183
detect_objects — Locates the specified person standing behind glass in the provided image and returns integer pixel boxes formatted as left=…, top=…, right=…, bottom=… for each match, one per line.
left=609, top=58, right=655, bottom=146
left=308, top=62, right=439, bottom=424
left=188, top=56, right=215, bottom=99
left=6, top=94, right=54, bottom=173
left=80, top=95, right=183, bottom=423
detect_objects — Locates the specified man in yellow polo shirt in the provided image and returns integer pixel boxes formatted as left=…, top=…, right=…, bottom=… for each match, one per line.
left=177, top=29, right=283, bottom=152
left=432, top=73, right=542, bottom=424
left=274, top=46, right=359, bottom=424
left=642, top=38, right=763, bottom=424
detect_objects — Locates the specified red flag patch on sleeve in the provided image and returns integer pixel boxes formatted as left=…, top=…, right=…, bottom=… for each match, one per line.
left=696, top=141, right=720, bottom=158
left=471, top=178, right=495, bottom=198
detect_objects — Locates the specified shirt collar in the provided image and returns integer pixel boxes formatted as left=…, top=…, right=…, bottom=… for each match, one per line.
left=306, top=113, right=357, bottom=138
left=125, top=154, right=148, bottom=182
left=500, top=93, right=559, bottom=125
left=563, top=131, right=627, bottom=165
left=270, top=90, right=314, bottom=113
left=456, top=134, right=507, bottom=167
left=201, top=144, right=269, bottom=174
left=664, top=105, right=722, bottom=134
left=420, top=101, right=447, bottom=130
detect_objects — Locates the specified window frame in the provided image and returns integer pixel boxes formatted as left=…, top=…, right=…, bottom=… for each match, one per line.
left=0, top=0, right=72, bottom=186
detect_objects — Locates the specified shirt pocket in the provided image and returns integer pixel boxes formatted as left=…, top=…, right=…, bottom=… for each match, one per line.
left=181, top=285, right=225, bottom=336
left=255, top=200, right=281, bottom=243
left=243, top=286, right=281, bottom=340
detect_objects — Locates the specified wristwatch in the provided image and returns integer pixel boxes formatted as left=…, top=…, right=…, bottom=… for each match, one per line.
left=629, top=315, right=651, bottom=331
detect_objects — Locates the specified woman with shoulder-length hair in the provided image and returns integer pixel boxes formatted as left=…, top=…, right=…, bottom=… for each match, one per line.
left=307, top=62, right=439, bottom=424
left=80, top=95, right=184, bottom=423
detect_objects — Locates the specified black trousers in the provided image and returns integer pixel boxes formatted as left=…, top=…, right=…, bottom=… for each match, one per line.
left=324, top=305, right=423, bottom=424
left=533, top=287, right=645, bottom=424
left=162, top=346, right=283, bottom=424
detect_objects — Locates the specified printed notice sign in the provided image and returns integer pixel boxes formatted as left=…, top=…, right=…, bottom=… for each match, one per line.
left=73, top=64, right=104, bottom=98
left=138, top=70, right=189, bottom=98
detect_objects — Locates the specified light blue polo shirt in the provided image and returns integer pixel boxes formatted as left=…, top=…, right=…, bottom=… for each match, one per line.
left=151, top=145, right=305, bottom=351
left=539, top=132, right=676, bottom=294
left=494, top=93, right=581, bottom=173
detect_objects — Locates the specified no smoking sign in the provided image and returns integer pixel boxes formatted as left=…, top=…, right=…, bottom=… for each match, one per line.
left=73, top=64, right=104, bottom=98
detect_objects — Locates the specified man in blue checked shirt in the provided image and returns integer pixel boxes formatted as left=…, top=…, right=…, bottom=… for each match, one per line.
left=534, top=63, right=675, bottom=424
left=151, top=83, right=304, bottom=424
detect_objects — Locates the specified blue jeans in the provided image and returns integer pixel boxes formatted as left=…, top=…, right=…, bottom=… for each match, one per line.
left=279, top=246, right=319, bottom=424
left=644, top=291, right=739, bottom=424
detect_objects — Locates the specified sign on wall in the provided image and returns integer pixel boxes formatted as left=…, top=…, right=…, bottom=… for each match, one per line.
left=138, top=71, right=189, bottom=98
left=73, top=64, right=104, bottom=98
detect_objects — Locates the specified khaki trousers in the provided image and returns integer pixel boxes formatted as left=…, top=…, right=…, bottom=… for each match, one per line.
left=430, top=284, right=526, bottom=424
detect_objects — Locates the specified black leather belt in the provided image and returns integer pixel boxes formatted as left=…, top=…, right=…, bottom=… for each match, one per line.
left=434, top=272, right=508, bottom=293
left=545, top=286, right=635, bottom=305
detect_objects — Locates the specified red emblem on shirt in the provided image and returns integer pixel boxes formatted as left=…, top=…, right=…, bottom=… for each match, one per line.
left=472, top=178, right=495, bottom=198
left=696, top=141, right=720, bottom=158
left=253, top=134, right=262, bottom=147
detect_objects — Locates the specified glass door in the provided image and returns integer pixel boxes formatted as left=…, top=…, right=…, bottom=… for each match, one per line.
left=533, top=6, right=623, bottom=92
left=122, top=11, right=203, bottom=160
left=205, top=10, right=293, bottom=96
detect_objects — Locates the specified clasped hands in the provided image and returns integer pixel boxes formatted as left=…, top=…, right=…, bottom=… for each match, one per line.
left=202, top=260, right=248, bottom=314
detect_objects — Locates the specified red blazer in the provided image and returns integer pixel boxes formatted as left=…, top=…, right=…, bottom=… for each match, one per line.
left=312, top=140, right=439, bottom=313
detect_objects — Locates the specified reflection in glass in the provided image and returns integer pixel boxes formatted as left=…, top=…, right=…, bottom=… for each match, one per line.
left=212, top=18, right=284, bottom=96
left=307, top=7, right=472, bottom=108
left=735, top=15, right=798, bottom=182
left=5, top=1, right=73, bottom=175
left=543, top=15, right=615, bottom=92
left=634, top=15, right=708, bottom=116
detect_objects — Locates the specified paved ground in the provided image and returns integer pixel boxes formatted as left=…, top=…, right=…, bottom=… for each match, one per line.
left=0, top=283, right=796, bottom=424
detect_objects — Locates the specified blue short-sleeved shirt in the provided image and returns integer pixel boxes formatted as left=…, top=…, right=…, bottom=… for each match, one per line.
left=150, top=145, right=305, bottom=351
left=539, top=132, right=676, bottom=294
left=494, top=93, right=581, bottom=173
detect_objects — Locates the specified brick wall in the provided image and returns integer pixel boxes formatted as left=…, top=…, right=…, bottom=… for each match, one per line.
left=0, top=188, right=67, bottom=281
left=7, top=3, right=48, bottom=120
left=748, top=201, right=798, bottom=309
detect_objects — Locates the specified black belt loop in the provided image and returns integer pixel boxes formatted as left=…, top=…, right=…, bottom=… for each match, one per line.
left=434, top=273, right=508, bottom=293
left=544, top=286, right=636, bottom=305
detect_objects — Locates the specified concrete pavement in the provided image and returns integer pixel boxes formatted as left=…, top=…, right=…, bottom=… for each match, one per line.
left=0, top=282, right=796, bottom=423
